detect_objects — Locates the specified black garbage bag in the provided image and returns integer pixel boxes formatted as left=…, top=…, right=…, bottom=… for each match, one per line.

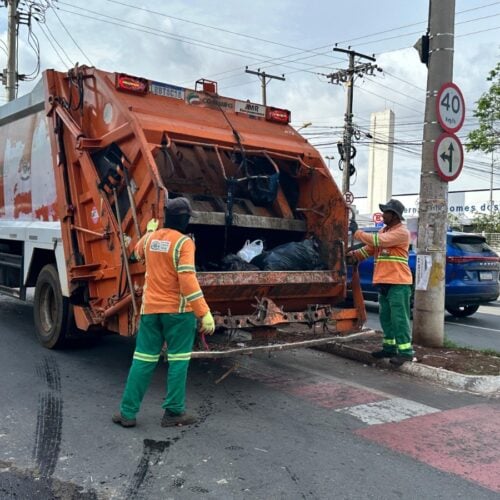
left=250, top=238, right=325, bottom=271
left=221, top=254, right=260, bottom=271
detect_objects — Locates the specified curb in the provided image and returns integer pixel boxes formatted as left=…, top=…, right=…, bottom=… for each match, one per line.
left=318, top=340, right=500, bottom=396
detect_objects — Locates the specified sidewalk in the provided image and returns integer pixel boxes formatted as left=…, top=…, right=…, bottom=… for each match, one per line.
left=318, top=330, right=500, bottom=396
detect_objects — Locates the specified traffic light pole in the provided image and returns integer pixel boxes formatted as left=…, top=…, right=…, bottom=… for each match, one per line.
left=413, top=0, right=456, bottom=347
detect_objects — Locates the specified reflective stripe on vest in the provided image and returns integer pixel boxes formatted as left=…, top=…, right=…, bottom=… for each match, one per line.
left=375, top=256, right=408, bottom=264
left=173, top=236, right=190, bottom=271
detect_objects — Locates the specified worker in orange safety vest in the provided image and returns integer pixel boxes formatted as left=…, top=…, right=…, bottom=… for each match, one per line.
left=113, top=197, right=215, bottom=428
left=348, top=199, right=415, bottom=366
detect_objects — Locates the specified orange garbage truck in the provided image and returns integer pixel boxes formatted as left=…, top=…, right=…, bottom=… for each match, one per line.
left=0, top=65, right=366, bottom=355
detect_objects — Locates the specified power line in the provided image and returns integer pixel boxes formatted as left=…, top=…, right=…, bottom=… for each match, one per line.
left=34, top=0, right=500, bottom=171
left=218, top=13, right=500, bottom=91
left=383, top=70, right=426, bottom=92
left=56, top=0, right=500, bottom=97
left=55, top=5, right=334, bottom=76
left=36, top=23, right=71, bottom=69
left=354, top=84, right=423, bottom=114
left=42, top=21, right=74, bottom=67
left=50, top=7, right=93, bottom=66
left=60, top=0, right=499, bottom=93
left=97, top=0, right=342, bottom=60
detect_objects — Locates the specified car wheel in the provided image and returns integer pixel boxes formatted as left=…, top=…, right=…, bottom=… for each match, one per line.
left=445, top=304, right=480, bottom=317
left=34, top=264, right=72, bottom=349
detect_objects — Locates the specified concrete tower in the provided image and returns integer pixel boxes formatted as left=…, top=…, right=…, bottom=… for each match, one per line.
left=367, top=109, right=395, bottom=214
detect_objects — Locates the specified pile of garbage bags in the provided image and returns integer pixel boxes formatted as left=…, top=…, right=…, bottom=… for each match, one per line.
left=218, top=238, right=326, bottom=272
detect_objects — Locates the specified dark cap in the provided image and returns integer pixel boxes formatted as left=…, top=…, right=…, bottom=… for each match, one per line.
left=165, top=197, right=192, bottom=216
left=379, top=198, right=405, bottom=220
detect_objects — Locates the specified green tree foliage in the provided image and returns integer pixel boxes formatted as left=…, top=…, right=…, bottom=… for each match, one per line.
left=467, top=62, right=500, bottom=154
left=447, top=212, right=462, bottom=230
left=471, top=211, right=500, bottom=233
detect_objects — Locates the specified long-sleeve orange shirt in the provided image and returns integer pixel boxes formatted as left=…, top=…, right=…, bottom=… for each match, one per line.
left=351, top=223, right=413, bottom=285
left=134, top=228, right=209, bottom=317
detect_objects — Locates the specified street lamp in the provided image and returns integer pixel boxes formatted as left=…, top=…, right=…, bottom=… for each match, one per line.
left=296, top=122, right=312, bottom=132
left=325, top=155, right=335, bottom=169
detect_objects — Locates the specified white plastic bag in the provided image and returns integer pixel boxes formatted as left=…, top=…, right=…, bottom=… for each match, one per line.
left=237, top=239, right=264, bottom=263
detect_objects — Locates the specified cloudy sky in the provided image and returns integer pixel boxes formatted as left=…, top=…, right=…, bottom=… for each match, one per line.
left=1, top=0, right=499, bottom=201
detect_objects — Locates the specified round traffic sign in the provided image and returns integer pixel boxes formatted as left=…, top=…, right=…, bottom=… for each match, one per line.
left=436, top=82, right=465, bottom=134
left=344, top=191, right=354, bottom=205
left=372, top=212, right=384, bottom=223
left=434, top=133, right=464, bottom=182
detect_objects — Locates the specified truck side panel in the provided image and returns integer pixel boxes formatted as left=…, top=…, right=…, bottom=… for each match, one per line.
left=0, top=88, right=66, bottom=298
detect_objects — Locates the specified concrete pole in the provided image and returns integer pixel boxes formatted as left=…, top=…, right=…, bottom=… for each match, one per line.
left=244, top=67, right=285, bottom=106
left=330, top=48, right=376, bottom=194
left=413, top=0, right=455, bottom=347
left=261, top=75, right=266, bottom=106
left=6, top=0, right=18, bottom=102
left=490, top=150, right=494, bottom=214
left=342, top=52, right=355, bottom=195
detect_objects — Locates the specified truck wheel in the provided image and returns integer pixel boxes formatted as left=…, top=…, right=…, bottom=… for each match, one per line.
left=445, top=304, right=480, bottom=318
left=34, top=264, right=71, bottom=349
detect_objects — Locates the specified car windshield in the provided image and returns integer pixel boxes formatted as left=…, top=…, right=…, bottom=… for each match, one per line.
left=450, top=235, right=493, bottom=253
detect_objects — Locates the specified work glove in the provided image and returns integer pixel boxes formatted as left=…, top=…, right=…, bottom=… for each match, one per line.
left=200, top=311, right=215, bottom=335
left=147, top=218, right=159, bottom=232
left=349, top=219, right=358, bottom=234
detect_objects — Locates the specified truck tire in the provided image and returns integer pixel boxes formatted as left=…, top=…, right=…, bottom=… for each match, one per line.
left=445, top=304, right=480, bottom=318
left=34, top=264, right=71, bottom=349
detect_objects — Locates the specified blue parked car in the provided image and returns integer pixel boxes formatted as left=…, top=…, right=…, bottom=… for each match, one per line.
left=350, top=228, right=500, bottom=317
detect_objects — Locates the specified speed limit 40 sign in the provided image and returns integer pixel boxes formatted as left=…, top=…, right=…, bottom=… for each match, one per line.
left=436, top=82, right=465, bottom=134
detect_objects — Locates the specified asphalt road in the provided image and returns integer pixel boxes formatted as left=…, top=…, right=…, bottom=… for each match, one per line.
left=365, top=299, right=500, bottom=352
left=0, top=294, right=499, bottom=499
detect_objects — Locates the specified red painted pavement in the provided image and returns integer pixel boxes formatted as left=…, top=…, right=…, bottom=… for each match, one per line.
left=239, top=369, right=386, bottom=409
left=287, top=381, right=387, bottom=409
left=356, top=404, right=500, bottom=493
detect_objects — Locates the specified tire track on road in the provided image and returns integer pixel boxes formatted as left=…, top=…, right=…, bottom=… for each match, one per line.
left=33, top=356, right=63, bottom=478
left=125, top=439, right=174, bottom=499
left=124, top=392, right=215, bottom=498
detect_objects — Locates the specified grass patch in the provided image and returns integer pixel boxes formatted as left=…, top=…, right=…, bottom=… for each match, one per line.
left=443, top=337, right=500, bottom=357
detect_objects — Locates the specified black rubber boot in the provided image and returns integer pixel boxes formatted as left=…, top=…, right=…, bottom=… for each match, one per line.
left=161, top=410, right=197, bottom=427
left=371, top=350, right=397, bottom=359
left=390, top=355, right=415, bottom=367
left=112, top=413, right=137, bottom=428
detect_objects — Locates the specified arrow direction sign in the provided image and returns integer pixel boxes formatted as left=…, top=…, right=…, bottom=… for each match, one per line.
left=434, top=133, right=463, bottom=182
left=440, top=141, right=455, bottom=173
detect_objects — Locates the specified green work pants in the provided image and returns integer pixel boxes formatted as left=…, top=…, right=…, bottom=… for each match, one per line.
left=120, top=312, right=197, bottom=420
left=378, top=284, right=414, bottom=356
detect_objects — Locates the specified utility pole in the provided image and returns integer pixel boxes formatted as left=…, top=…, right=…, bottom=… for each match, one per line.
left=5, top=0, right=19, bottom=102
left=245, top=67, right=285, bottom=106
left=327, top=48, right=379, bottom=194
left=489, top=150, right=495, bottom=214
left=413, top=0, right=456, bottom=347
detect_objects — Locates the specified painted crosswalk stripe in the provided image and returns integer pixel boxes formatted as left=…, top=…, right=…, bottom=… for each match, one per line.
left=336, top=397, right=440, bottom=425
